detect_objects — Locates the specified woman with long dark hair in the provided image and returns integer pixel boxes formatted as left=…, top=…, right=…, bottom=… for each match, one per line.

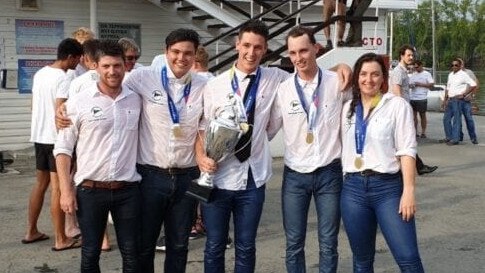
left=340, top=53, right=425, bottom=272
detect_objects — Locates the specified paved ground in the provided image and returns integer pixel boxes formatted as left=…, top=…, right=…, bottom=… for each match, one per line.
left=1, top=112, right=485, bottom=273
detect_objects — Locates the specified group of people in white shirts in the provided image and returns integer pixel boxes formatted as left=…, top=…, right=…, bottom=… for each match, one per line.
left=26, top=21, right=435, bottom=273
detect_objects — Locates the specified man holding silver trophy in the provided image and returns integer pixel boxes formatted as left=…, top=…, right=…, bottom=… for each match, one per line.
left=195, top=20, right=351, bottom=273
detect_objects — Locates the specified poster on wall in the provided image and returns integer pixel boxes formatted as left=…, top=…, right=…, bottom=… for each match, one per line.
left=98, top=22, right=141, bottom=49
left=17, top=59, right=54, bottom=93
left=15, top=19, right=64, bottom=55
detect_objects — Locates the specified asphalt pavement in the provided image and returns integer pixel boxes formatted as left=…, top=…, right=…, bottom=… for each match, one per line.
left=1, top=112, right=484, bottom=273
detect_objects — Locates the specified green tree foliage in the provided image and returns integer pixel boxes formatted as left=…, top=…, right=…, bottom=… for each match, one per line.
left=392, top=0, right=484, bottom=70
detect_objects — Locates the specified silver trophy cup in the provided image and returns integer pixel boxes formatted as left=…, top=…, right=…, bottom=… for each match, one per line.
left=186, top=96, right=245, bottom=203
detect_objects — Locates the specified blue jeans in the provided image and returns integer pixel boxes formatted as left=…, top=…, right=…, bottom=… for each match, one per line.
left=443, top=98, right=462, bottom=142
left=137, top=164, right=198, bottom=273
left=201, top=170, right=265, bottom=273
left=76, top=184, right=141, bottom=273
left=282, top=160, right=342, bottom=273
left=341, top=172, right=425, bottom=273
left=461, top=100, right=477, bottom=141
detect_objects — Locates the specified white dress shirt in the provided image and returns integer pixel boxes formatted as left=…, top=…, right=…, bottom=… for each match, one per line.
left=54, top=84, right=142, bottom=185
left=66, top=70, right=99, bottom=99
left=446, top=70, right=477, bottom=97
left=268, top=69, right=351, bottom=173
left=341, top=92, right=417, bottom=174
left=124, top=65, right=206, bottom=168
left=202, top=66, right=289, bottom=190
left=409, top=70, right=434, bottom=101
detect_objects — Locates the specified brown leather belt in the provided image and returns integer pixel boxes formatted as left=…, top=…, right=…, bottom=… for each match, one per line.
left=81, top=180, right=133, bottom=190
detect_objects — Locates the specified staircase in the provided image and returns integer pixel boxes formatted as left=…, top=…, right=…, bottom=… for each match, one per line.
left=150, top=0, right=379, bottom=73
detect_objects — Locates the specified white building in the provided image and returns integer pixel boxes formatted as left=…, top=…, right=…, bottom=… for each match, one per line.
left=0, top=0, right=417, bottom=152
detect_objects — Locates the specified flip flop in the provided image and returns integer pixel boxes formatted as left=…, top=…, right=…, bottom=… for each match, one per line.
left=51, top=240, right=82, bottom=251
left=21, top=233, right=50, bottom=244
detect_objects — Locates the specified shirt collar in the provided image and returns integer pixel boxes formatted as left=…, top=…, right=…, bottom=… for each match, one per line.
left=296, top=71, right=319, bottom=89
left=234, top=64, right=257, bottom=81
left=166, top=64, right=191, bottom=85
left=89, top=83, right=132, bottom=101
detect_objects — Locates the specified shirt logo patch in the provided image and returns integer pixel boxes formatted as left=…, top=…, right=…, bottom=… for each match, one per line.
left=152, top=90, right=163, bottom=101
left=289, top=100, right=303, bottom=114
left=91, top=106, right=103, bottom=118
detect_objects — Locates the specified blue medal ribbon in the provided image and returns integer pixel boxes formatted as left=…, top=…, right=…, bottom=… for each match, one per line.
left=354, top=101, right=366, bottom=156
left=230, top=65, right=261, bottom=121
left=294, top=68, right=322, bottom=133
left=161, top=66, right=192, bottom=125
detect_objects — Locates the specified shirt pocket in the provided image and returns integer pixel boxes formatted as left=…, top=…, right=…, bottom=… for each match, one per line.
left=368, top=117, right=393, bottom=140
left=125, top=109, right=140, bottom=130
left=321, top=101, right=340, bottom=123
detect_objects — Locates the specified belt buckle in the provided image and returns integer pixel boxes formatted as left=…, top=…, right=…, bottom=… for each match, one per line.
left=360, top=170, right=373, bottom=176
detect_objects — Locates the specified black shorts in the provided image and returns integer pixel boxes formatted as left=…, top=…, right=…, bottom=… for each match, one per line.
left=410, top=99, right=428, bottom=113
left=34, top=143, right=57, bottom=172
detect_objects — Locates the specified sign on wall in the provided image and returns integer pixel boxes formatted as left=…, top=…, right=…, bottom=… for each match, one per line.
left=17, top=59, right=54, bottom=93
left=98, top=22, right=141, bottom=48
left=15, top=19, right=64, bottom=55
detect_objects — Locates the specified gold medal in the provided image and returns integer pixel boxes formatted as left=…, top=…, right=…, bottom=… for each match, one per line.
left=240, top=122, right=250, bottom=133
left=172, top=125, right=183, bottom=138
left=306, top=132, right=314, bottom=144
left=354, top=157, right=363, bottom=169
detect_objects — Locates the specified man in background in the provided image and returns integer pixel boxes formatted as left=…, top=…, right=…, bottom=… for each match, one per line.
left=23, top=38, right=83, bottom=251
left=409, top=60, right=434, bottom=138
left=391, top=44, right=438, bottom=175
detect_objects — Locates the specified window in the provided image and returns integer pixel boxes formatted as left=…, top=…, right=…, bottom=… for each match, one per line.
left=17, top=0, right=40, bottom=11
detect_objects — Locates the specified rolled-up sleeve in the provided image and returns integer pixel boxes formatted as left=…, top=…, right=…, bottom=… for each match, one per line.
left=53, top=100, right=79, bottom=157
left=394, top=99, right=417, bottom=158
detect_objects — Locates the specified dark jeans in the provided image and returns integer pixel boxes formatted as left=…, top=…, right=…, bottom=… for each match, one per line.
left=137, top=164, right=198, bottom=273
left=76, top=184, right=141, bottom=273
left=282, top=160, right=342, bottom=273
left=341, top=172, right=425, bottom=273
left=202, top=171, right=265, bottom=273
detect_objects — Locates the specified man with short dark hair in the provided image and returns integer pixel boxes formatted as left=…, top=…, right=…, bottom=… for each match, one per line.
left=55, top=40, right=142, bottom=272
left=443, top=58, right=477, bottom=145
left=23, top=38, right=83, bottom=251
left=268, top=25, right=350, bottom=273
left=391, top=44, right=437, bottom=175
left=124, top=28, right=207, bottom=273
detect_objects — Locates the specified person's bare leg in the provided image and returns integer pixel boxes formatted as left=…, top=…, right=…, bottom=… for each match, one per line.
left=323, top=0, right=336, bottom=48
left=64, top=179, right=80, bottom=237
left=24, top=170, right=50, bottom=241
left=65, top=212, right=81, bottom=238
left=50, top=172, right=73, bottom=249
left=102, top=227, right=111, bottom=251
left=336, top=1, right=346, bottom=44
left=420, top=111, right=427, bottom=136
left=413, top=110, right=419, bottom=135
